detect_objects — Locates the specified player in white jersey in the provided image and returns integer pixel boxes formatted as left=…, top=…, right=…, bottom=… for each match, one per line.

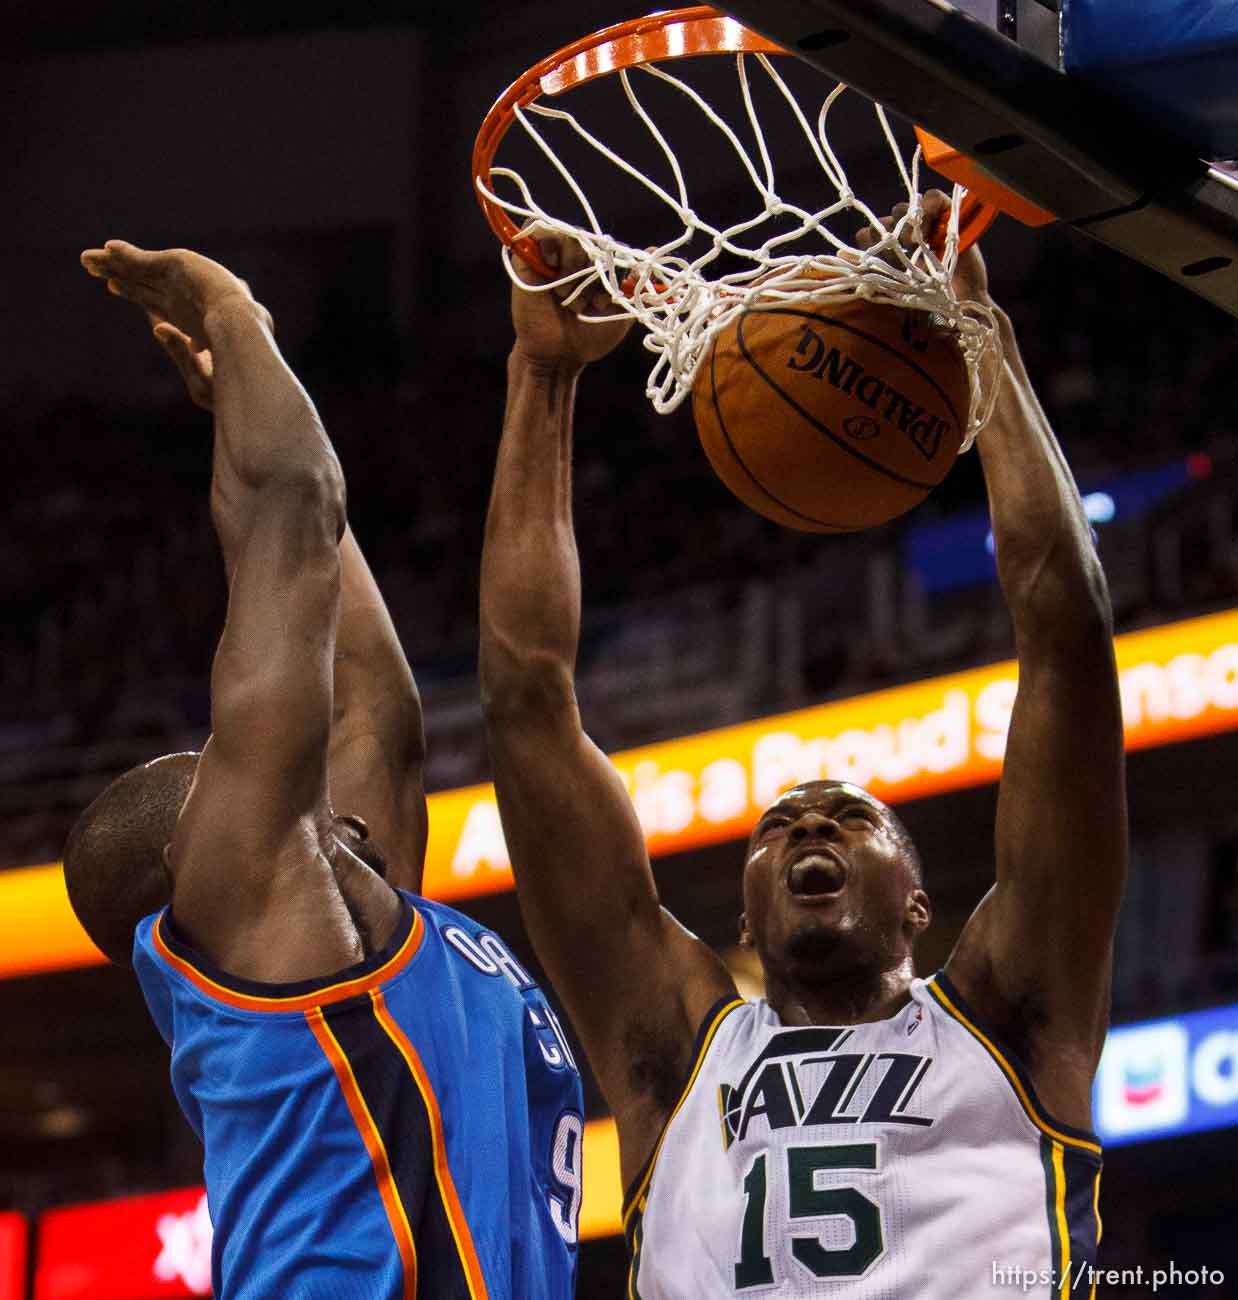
left=479, top=195, right=1125, bottom=1298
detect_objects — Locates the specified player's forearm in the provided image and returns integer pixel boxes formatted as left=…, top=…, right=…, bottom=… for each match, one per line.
left=978, top=311, right=1112, bottom=646
left=479, top=348, right=584, bottom=712
left=203, top=299, right=342, bottom=503
left=213, top=468, right=420, bottom=754
left=332, top=527, right=425, bottom=759
left=208, top=437, right=248, bottom=580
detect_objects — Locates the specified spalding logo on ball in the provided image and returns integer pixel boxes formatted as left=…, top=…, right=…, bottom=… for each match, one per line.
left=692, top=289, right=970, bottom=532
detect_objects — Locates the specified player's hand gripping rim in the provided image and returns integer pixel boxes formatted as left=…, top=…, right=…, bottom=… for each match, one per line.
left=509, top=227, right=633, bottom=369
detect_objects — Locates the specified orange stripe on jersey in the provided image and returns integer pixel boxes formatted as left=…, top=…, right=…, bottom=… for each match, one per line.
left=371, top=989, right=489, bottom=1299
left=306, top=1006, right=418, bottom=1298
left=152, top=908, right=424, bottom=1012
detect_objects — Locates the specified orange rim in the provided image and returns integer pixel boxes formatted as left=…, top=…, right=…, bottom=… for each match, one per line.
left=473, top=6, right=1001, bottom=279
left=950, top=192, right=1003, bottom=251
left=472, top=7, right=786, bottom=277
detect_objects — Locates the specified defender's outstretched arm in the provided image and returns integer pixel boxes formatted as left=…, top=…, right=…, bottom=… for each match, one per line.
left=943, top=245, right=1126, bottom=1131
left=81, top=242, right=381, bottom=978
left=327, top=534, right=427, bottom=888
left=479, top=236, right=734, bottom=1187
left=152, top=313, right=428, bottom=885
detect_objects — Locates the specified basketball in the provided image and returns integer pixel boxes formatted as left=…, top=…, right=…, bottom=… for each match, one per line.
left=692, top=291, right=971, bottom=532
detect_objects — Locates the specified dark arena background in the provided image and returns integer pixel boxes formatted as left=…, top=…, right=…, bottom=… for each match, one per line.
left=2, top=2, right=1238, bottom=1297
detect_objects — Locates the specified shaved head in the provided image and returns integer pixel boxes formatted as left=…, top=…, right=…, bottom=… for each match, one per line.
left=63, top=753, right=199, bottom=965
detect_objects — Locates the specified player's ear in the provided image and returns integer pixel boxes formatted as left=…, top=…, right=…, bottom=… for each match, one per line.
left=738, top=912, right=752, bottom=948
left=336, top=813, right=370, bottom=841
left=906, top=888, right=931, bottom=934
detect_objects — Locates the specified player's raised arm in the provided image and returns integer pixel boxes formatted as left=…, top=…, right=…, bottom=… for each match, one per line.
left=941, top=233, right=1127, bottom=1131
left=151, top=318, right=428, bottom=887
left=479, top=234, right=735, bottom=1184
left=323, top=534, right=427, bottom=886
left=80, top=242, right=384, bottom=978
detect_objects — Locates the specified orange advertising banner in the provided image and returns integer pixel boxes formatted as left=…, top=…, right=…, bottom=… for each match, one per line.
left=422, top=606, right=1238, bottom=901
left=6, top=606, right=1238, bottom=979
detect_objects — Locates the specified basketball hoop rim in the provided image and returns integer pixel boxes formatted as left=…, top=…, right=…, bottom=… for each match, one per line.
left=471, top=4, right=1003, bottom=276
left=473, top=7, right=782, bottom=275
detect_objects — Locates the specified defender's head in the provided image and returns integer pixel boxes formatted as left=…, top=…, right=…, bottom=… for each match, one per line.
left=63, top=753, right=391, bottom=966
left=63, top=752, right=200, bottom=966
left=739, top=780, right=930, bottom=988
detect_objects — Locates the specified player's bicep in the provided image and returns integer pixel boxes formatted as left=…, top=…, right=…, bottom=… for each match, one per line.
left=953, top=639, right=1125, bottom=1052
left=486, top=701, right=733, bottom=1089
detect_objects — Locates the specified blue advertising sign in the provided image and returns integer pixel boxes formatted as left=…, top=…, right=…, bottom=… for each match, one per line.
left=1094, top=1002, right=1238, bottom=1147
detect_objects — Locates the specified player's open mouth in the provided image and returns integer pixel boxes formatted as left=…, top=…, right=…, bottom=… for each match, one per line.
left=786, top=853, right=847, bottom=900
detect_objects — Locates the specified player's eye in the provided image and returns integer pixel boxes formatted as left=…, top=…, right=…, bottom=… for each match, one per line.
left=760, top=816, right=790, bottom=835
left=841, top=808, right=874, bottom=826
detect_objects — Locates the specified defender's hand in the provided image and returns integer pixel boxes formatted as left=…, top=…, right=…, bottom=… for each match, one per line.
left=510, top=231, right=631, bottom=369
left=80, top=241, right=268, bottom=353
left=151, top=319, right=216, bottom=412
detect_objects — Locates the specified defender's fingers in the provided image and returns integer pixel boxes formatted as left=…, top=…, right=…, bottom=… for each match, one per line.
left=153, top=322, right=193, bottom=368
left=83, top=240, right=163, bottom=278
left=80, top=248, right=112, bottom=277
left=105, top=276, right=166, bottom=314
left=152, top=321, right=190, bottom=352
left=102, top=239, right=157, bottom=265
left=154, top=325, right=207, bottom=388
left=86, top=255, right=164, bottom=303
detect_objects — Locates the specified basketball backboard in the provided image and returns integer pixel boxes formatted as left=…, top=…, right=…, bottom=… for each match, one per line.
left=719, top=0, right=1238, bottom=319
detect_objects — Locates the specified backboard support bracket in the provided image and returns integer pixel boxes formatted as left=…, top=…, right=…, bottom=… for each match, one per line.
left=720, top=0, right=1238, bottom=318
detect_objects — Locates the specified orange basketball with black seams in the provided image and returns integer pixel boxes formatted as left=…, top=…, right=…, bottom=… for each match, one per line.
left=692, top=292, right=970, bottom=532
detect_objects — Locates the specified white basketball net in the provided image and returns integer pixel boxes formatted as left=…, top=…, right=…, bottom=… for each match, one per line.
left=479, top=53, right=1001, bottom=451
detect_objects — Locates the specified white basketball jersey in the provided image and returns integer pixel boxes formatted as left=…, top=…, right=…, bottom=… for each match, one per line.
left=623, top=973, right=1102, bottom=1299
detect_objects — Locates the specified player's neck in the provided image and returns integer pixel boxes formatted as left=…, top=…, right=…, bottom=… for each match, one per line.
left=765, top=962, right=916, bottom=1027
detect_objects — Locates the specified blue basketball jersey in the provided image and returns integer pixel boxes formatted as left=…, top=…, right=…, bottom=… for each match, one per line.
left=133, top=891, right=583, bottom=1300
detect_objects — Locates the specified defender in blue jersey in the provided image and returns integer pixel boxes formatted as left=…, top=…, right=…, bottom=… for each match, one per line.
left=65, top=242, right=582, bottom=1298
left=132, top=893, right=582, bottom=1298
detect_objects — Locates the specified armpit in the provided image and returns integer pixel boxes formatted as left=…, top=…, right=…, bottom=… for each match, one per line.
left=623, top=1011, right=695, bottom=1115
